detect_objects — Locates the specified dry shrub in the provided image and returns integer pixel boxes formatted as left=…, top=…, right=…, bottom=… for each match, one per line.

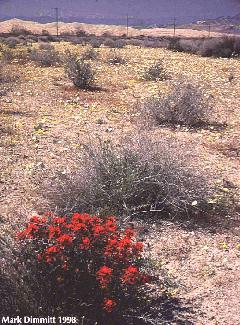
left=29, top=47, right=61, bottom=67
left=38, top=42, right=55, bottom=51
left=10, top=25, right=31, bottom=36
left=103, top=38, right=125, bottom=48
left=142, top=79, right=214, bottom=127
left=0, top=230, right=39, bottom=316
left=88, top=38, right=103, bottom=48
left=82, top=46, right=99, bottom=60
left=75, top=27, right=88, bottom=37
left=199, top=37, right=240, bottom=58
left=41, top=134, right=214, bottom=220
left=107, top=52, right=126, bottom=65
left=4, top=37, right=22, bottom=48
left=65, top=52, right=95, bottom=89
left=143, top=60, right=168, bottom=81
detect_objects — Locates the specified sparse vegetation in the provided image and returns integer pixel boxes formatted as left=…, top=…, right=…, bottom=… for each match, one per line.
left=0, top=20, right=239, bottom=325
left=107, top=52, right=126, bottom=65
left=168, top=36, right=240, bottom=58
left=65, top=52, right=95, bottom=88
left=143, top=60, right=168, bottom=81
left=42, top=135, right=214, bottom=219
left=142, top=79, right=214, bottom=127
left=82, top=46, right=99, bottom=60
left=29, top=47, right=61, bottom=66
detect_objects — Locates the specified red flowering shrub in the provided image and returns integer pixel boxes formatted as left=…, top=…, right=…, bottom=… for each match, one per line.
left=17, top=213, right=149, bottom=315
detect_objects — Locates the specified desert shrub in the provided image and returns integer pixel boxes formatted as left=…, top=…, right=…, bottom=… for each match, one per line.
left=143, top=79, right=213, bottom=127
left=0, top=230, right=40, bottom=316
left=43, top=135, right=213, bottom=219
left=29, top=47, right=61, bottom=66
left=111, top=39, right=126, bottom=48
left=177, top=39, right=203, bottom=54
left=38, top=42, right=55, bottom=51
left=143, top=60, right=168, bottom=81
left=107, top=52, right=126, bottom=65
left=11, top=25, right=31, bottom=36
left=26, top=34, right=38, bottom=43
left=88, top=38, right=102, bottom=48
left=37, top=35, right=56, bottom=42
left=75, top=27, right=88, bottom=37
left=4, top=37, right=21, bottom=48
left=82, top=46, right=99, bottom=60
left=1, top=47, right=15, bottom=61
left=199, top=37, right=240, bottom=58
left=103, top=38, right=116, bottom=47
left=60, top=31, right=74, bottom=37
left=16, top=213, right=148, bottom=321
left=65, top=53, right=95, bottom=88
left=167, top=37, right=183, bottom=51
left=42, top=29, right=50, bottom=36
left=127, top=39, right=144, bottom=47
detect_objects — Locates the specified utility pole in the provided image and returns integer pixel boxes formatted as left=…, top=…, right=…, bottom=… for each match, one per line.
left=173, top=17, right=176, bottom=36
left=52, top=7, right=59, bottom=37
left=126, top=14, right=129, bottom=37
left=208, top=24, right=211, bottom=37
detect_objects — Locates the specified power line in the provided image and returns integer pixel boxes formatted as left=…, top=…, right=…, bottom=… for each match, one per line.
left=52, top=7, right=59, bottom=37
left=173, top=17, right=176, bottom=36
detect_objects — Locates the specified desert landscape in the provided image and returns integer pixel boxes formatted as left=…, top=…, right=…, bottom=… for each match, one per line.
left=0, top=17, right=240, bottom=325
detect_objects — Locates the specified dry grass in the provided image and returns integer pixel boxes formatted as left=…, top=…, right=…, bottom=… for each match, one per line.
left=0, top=38, right=239, bottom=324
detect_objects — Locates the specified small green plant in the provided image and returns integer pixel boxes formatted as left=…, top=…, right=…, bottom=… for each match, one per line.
left=143, top=60, right=168, bottom=81
left=65, top=52, right=95, bottom=89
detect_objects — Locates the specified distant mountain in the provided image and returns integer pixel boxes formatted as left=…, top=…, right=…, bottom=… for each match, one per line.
left=181, top=13, right=240, bottom=34
left=0, top=0, right=239, bottom=26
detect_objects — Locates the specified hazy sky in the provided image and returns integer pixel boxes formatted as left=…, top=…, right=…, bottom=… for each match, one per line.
left=0, top=0, right=239, bottom=22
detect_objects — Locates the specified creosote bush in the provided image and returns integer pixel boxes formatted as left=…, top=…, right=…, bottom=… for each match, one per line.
left=65, top=52, right=95, bottom=89
left=143, top=79, right=213, bottom=127
left=167, top=36, right=240, bottom=58
left=16, top=213, right=148, bottom=318
left=29, top=47, right=61, bottom=67
left=107, top=52, right=126, bottom=65
left=82, top=46, right=99, bottom=60
left=200, top=37, right=240, bottom=58
left=143, top=60, right=168, bottom=81
left=43, top=135, right=213, bottom=219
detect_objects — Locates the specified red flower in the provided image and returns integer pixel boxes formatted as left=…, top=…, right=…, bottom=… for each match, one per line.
left=62, top=262, right=69, bottom=270
left=57, top=234, right=73, bottom=245
left=79, top=237, right=91, bottom=250
left=72, top=213, right=90, bottom=223
left=96, top=266, right=113, bottom=288
left=46, top=246, right=59, bottom=254
left=67, top=222, right=87, bottom=232
left=30, top=216, right=41, bottom=223
left=102, top=299, right=117, bottom=313
left=53, top=217, right=66, bottom=224
left=125, top=228, right=135, bottom=238
left=118, top=236, right=131, bottom=251
left=134, top=242, right=144, bottom=252
left=19, top=223, right=39, bottom=239
left=93, top=224, right=105, bottom=237
left=48, top=226, right=61, bottom=239
left=121, top=266, right=140, bottom=285
left=104, top=219, right=117, bottom=232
